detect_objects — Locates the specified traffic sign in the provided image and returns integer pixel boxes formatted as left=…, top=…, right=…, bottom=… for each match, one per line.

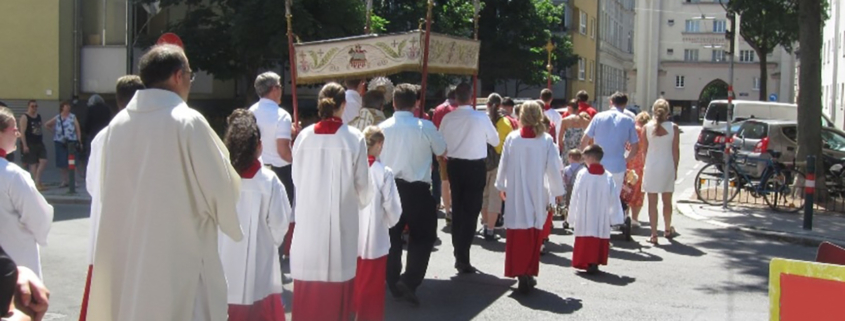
left=769, top=93, right=778, bottom=101
left=157, top=33, right=184, bottom=48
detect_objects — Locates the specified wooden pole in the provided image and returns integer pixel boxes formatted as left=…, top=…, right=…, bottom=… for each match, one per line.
left=365, top=0, right=373, bottom=34
left=285, top=0, right=300, bottom=126
left=545, top=38, right=555, bottom=90
left=418, top=0, right=434, bottom=118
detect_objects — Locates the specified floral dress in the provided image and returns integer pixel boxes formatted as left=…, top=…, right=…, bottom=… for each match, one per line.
left=622, top=126, right=646, bottom=207
left=562, top=127, right=585, bottom=165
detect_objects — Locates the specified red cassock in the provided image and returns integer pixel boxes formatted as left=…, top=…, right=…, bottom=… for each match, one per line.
left=228, top=294, right=287, bottom=321
left=567, top=164, right=619, bottom=270
left=504, top=229, right=543, bottom=277
left=541, top=210, right=554, bottom=240
left=292, top=280, right=355, bottom=321
left=572, top=236, right=610, bottom=270
left=352, top=256, right=388, bottom=321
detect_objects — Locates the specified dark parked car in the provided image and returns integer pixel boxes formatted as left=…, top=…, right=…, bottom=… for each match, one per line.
left=694, top=121, right=745, bottom=165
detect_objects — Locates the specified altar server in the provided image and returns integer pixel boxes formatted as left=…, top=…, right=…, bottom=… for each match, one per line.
left=353, top=126, right=402, bottom=321
left=495, top=101, right=564, bottom=293
left=291, top=82, right=373, bottom=321
left=567, top=144, right=623, bottom=274
left=219, top=109, right=291, bottom=320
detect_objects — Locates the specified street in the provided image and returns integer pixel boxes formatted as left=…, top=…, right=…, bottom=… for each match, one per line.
left=39, top=125, right=818, bottom=321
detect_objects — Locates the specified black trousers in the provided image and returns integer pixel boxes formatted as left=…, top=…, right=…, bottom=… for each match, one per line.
left=447, top=158, right=487, bottom=266
left=387, top=179, right=437, bottom=292
left=271, top=165, right=295, bottom=206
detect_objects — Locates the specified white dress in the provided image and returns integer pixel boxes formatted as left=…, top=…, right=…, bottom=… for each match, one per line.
left=642, top=121, right=676, bottom=193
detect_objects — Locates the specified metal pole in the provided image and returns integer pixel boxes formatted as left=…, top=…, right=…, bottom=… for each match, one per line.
left=68, top=143, right=77, bottom=194
left=418, top=0, right=434, bottom=115
left=804, top=155, right=816, bottom=230
left=723, top=13, right=736, bottom=210
left=285, top=0, right=300, bottom=126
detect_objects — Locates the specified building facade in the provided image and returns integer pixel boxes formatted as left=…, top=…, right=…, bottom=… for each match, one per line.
left=567, top=0, right=599, bottom=103
left=821, top=0, right=845, bottom=128
left=595, top=0, right=635, bottom=110
left=633, top=0, right=796, bottom=122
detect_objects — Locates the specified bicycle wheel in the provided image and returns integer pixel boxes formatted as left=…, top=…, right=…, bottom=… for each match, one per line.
left=694, top=163, right=741, bottom=206
left=763, top=169, right=806, bottom=213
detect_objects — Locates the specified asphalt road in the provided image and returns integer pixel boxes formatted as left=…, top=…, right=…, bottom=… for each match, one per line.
left=39, top=125, right=818, bottom=320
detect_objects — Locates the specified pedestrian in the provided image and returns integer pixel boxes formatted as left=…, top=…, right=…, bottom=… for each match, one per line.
left=480, top=93, right=514, bottom=241
left=568, top=144, right=623, bottom=274
left=0, top=106, right=53, bottom=279
left=342, top=79, right=366, bottom=124
left=563, top=149, right=586, bottom=208
left=81, top=94, right=111, bottom=177
left=44, top=101, right=82, bottom=188
left=539, top=89, right=562, bottom=143
left=559, top=99, right=592, bottom=164
left=439, top=82, right=499, bottom=274
left=579, top=91, right=639, bottom=228
left=623, top=112, right=650, bottom=229
left=433, top=86, right=457, bottom=222
left=642, top=99, right=680, bottom=244
left=563, top=90, right=598, bottom=119
left=79, top=75, right=144, bottom=321
left=290, top=82, right=373, bottom=321
left=18, top=100, right=48, bottom=190
left=219, top=109, right=291, bottom=321
left=495, top=100, right=565, bottom=293
left=379, top=83, right=446, bottom=305
left=87, top=44, right=243, bottom=321
left=538, top=114, right=559, bottom=254
left=501, top=97, right=518, bottom=126
left=349, top=90, right=387, bottom=131
left=353, top=126, right=402, bottom=321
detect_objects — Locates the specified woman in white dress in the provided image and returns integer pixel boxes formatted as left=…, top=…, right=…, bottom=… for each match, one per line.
left=641, top=99, right=680, bottom=244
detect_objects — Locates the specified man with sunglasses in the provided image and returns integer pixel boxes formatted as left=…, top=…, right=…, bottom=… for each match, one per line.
left=86, top=44, right=242, bottom=321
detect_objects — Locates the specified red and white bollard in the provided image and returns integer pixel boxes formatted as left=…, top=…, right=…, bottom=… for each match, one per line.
left=68, top=144, right=76, bottom=194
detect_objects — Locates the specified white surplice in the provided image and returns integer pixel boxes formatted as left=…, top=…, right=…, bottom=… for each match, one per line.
left=495, top=131, right=565, bottom=230
left=291, top=124, right=373, bottom=282
left=0, top=157, right=53, bottom=278
left=544, top=108, right=563, bottom=139
left=567, top=168, right=623, bottom=240
left=358, top=160, right=402, bottom=259
left=87, top=89, right=243, bottom=321
left=219, top=166, right=290, bottom=305
left=85, top=131, right=106, bottom=266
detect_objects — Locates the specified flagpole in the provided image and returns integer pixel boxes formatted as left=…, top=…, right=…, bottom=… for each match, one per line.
left=285, top=0, right=300, bottom=126
left=418, top=0, right=434, bottom=118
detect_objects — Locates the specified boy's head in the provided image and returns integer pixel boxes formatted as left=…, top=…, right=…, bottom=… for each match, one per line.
left=567, top=149, right=583, bottom=164
left=582, top=145, right=604, bottom=165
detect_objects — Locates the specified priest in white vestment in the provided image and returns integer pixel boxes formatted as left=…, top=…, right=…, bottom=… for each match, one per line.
left=354, top=126, right=402, bottom=321
left=219, top=109, right=291, bottom=320
left=0, top=107, right=53, bottom=279
left=79, top=75, right=145, bottom=321
left=495, top=101, right=564, bottom=293
left=87, top=45, right=243, bottom=321
left=291, top=83, right=373, bottom=321
left=567, top=145, right=623, bottom=274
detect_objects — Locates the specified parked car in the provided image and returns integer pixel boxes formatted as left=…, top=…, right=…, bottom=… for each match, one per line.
left=694, top=120, right=745, bottom=165
left=730, top=119, right=845, bottom=177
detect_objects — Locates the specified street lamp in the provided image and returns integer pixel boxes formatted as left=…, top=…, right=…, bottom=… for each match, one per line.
left=545, top=39, right=555, bottom=89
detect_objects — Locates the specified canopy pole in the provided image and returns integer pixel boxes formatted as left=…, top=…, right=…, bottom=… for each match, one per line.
left=285, top=0, right=300, bottom=127
left=418, top=0, right=434, bottom=118
left=471, top=0, right=480, bottom=110
left=365, top=0, right=373, bottom=34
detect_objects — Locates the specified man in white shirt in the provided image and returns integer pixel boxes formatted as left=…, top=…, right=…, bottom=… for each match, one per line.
left=379, top=83, right=447, bottom=306
left=342, top=79, right=366, bottom=123
left=438, top=82, right=499, bottom=274
left=248, top=72, right=294, bottom=204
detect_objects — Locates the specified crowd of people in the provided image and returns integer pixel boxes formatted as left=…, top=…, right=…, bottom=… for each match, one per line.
left=0, top=44, right=682, bottom=321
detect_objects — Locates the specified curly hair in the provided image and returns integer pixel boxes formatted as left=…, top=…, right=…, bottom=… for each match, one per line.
left=224, top=109, right=261, bottom=174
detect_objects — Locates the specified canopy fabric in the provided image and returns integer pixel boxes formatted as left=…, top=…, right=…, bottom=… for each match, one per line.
left=293, top=30, right=480, bottom=84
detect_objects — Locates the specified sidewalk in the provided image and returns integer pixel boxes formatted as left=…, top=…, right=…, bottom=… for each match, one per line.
left=38, top=166, right=91, bottom=205
left=676, top=192, right=845, bottom=247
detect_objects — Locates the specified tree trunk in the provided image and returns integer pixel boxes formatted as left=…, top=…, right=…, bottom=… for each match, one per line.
left=757, top=48, right=768, bottom=101
left=797, top=0, right=826, bottom=199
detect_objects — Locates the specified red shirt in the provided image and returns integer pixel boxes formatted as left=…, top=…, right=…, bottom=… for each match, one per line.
left=432, top=100, right=457, bottom=129
left=413, top=107, right=431, bottom=120
left=563, top=102, right=598, bottom=119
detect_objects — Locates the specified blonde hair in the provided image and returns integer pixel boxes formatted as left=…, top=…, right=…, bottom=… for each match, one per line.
left=567, top=149, right=583, bottom=161
left=363, top=125, right=384, bottom=150
left=518, top=100, right=548, bottom=136
left=635, top=111, right=651, bottom=126
left=651, top=99, right=671, bottom=135
left=0, top=107, right=14, bottom=132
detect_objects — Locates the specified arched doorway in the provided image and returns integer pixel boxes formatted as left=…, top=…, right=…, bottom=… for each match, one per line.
left=698, top=79, right=729, bottom=120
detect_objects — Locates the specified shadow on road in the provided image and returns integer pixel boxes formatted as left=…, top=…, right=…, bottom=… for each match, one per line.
left=575, top=270, right=636, bottom=286
left=507, top=290, right=583, bottom=315
left=655, top=238, right=707, bottom=257
left=52, top=204, right=90, bottom=222
left=384, top=273, right=516, bottom=320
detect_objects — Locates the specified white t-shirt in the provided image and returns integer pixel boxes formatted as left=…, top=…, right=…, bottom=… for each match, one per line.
left=342, top=90, right=363, bottom=124
left=249, top=98, right=293, bottom=167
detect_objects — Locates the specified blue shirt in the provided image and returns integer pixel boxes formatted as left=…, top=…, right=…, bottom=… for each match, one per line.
left=584, top=108, right=639, bottom=173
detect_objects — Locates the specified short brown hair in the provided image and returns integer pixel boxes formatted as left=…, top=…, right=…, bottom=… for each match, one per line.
left=577, top=90, right=589, bottom=102
left=540, top=89, right=553, bottom=103
left=583, top=144, right=604, bottom=161
left=454, top=82, right=472, bottom=104
left=317, top=82, right=347, bottom=119
left=116, top=75, right=145, bottom=109
left=362, top=90, right=385, bottom=110
left=344, top=79, right=364, bottom=89
left=610, top=91, right=628, bottom=106
left=393, top=83, right=418, bottom=111
left=138, top=44, right=188, bottom=87
left=567, top=149, right=583, bottom=161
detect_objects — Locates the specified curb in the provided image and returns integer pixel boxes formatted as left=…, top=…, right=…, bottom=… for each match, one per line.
left=675, top=200, right=845, bottom=247
left=44, top=195, right=91, bottom=205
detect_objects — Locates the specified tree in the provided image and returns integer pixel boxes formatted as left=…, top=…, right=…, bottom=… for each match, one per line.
left=797, top=0, right=825, bottom=199
left=139, top=0, right=366, bottom=102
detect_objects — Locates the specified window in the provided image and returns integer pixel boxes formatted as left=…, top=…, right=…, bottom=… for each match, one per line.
left=668, top=19, right=675, bottom=26
left=713, top=20, right=726, bottom=33
left=580, top=11, right=587, bottom=35
left=740, top=50, right=755, bottom=62
left=684, top=49, right=699, bottom=61
left=712, top=50, right=726, bottom=62
left=753, top=77, right=760, bottom=91
left=676, top=75, right=685, bottom=88
left=589, top=60, right=594, bottom=82
left=685, top=20, right=700, bottom=33
left=667, top=48, right=675, bottom=55
left=578, top=58, right=586, bottom=80
left=590, top=18, right=596, bottom=39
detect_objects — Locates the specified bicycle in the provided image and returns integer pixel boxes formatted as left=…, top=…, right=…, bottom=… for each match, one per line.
left=694, top=148, right=806, bottom=213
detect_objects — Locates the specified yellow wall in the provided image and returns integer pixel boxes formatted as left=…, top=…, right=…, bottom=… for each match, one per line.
left=0, top=1, right=63, bottom=100
left=569, top=0, right=598, bottom=101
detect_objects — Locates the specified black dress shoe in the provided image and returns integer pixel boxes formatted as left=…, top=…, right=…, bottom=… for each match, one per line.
left=587, top=264, right=600, bottom=274
left=455, top=262, right=479, bottom=274
left=396, top=281, right=420, bottom=307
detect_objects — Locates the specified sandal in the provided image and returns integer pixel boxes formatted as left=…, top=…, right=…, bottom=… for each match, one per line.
left=665, top=227, right=678, bottom=239
left=647, top=235, right=658, bottom=244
